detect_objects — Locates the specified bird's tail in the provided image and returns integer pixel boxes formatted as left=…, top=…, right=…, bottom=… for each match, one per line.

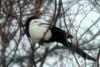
left=61, top=39, right=96, bottom=61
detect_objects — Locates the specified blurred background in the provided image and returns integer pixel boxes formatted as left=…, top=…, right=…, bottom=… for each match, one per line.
left=0, top=0, right=100, bottom=67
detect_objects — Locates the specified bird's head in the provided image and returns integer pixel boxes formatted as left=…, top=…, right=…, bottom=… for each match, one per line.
left=26, top=16, right=39, bottom=24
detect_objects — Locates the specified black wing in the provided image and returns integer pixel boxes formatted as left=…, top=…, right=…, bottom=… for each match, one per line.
left=45, top=26, right=73, bottom=43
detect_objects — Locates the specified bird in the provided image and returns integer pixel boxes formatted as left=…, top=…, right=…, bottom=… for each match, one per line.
left=25, top=16, right=96, bottom=61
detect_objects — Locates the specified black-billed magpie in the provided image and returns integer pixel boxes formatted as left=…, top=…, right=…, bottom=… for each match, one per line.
left=25, top=16, right=96, bottom=61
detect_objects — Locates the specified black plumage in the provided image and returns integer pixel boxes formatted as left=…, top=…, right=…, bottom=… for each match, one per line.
left=25, top=16, right=96, bottom=61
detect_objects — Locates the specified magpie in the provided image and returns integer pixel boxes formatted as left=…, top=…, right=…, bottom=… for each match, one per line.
left=25, top=16, right=96, bottom=61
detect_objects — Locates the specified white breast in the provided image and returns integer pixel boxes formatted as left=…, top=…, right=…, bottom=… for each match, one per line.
left=29, top=19, right=52, bottom=43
